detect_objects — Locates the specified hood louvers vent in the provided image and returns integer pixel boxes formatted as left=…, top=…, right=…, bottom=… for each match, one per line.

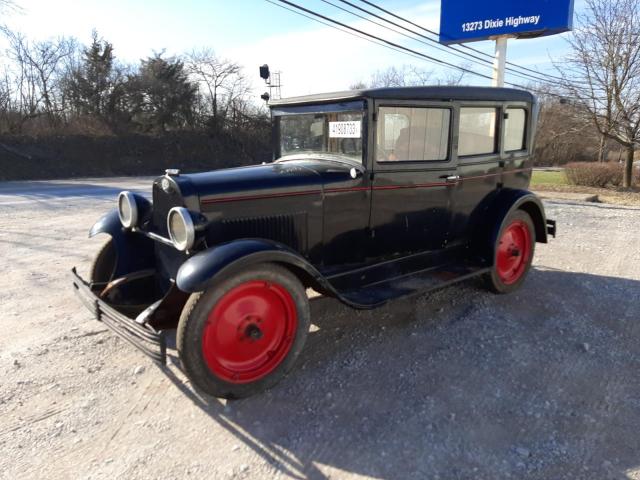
left=221, top=213, right=308, bottom=252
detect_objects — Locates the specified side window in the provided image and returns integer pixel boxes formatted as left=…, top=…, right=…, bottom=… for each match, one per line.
left=504, top=108, right=527, bottom=152
left=377, top=107, right=450, bottom=162
left=458, top=107, right=498, bottom=157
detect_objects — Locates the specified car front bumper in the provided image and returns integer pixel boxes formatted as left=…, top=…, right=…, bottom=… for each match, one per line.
left=71, top=267, right=167, bottom=365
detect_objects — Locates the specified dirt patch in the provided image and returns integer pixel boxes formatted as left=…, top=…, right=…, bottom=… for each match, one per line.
left=2, top=181, right=640, bottom=479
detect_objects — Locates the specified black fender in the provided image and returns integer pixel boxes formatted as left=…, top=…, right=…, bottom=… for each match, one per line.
left=176, top=238, right=365, bottom=308
left=471, top=188, right=548, bottom=262
left=89, top=206, right=155, bottom=277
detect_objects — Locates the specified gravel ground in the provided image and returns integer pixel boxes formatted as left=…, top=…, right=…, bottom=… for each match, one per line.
left=1, top=179, right=640, bottom=480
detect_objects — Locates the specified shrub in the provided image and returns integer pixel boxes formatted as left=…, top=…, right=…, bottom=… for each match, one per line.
left=565, top=162, right=627, bottom=188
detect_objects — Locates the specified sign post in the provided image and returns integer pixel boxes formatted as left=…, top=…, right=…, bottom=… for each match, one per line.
left=491, top=36, right=510, bottom=88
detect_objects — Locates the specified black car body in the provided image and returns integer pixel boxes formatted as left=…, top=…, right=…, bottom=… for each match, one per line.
left=72, top=86, right=556, bottom=398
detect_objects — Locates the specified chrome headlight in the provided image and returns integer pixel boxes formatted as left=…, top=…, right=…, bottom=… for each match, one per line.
left=117, top=191, right=138, bottom=229
left=167, top=207, right=195, bottom=251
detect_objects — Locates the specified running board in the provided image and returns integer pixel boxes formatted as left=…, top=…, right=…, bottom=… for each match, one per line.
left=337, top=262, right=490, bottom=307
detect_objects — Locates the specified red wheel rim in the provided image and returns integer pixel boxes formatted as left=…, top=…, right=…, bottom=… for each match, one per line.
left=202, top=280, right=298, bottom=384
left=496, top=220, right=532, bottom=285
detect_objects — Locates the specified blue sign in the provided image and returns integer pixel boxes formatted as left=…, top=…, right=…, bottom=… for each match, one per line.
left=439, top=0, right=575, bottom=44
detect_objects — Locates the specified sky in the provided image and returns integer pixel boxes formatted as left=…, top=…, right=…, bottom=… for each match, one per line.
left=1, top=0, right=585, bottom=98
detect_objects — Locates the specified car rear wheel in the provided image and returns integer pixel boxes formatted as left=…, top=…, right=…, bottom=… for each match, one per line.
left=483, top=209, right=535, bottom=294
left=177, top=263, right=310, bottom=399
left=89, top=239, right=117, bottom=284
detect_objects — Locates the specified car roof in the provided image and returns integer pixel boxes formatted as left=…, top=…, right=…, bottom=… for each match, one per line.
left=269, top=86, right=535, bottom=107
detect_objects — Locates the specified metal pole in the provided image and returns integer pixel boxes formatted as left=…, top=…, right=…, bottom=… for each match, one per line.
left=492, top=36, right=509, bottom=88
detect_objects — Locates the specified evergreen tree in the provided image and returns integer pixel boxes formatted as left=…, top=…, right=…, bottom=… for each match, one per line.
left=131, top=53, right=197, bottom=133
left=78, top=31, right=114, bottom=116
left=63, top=31, right=126, bottom=129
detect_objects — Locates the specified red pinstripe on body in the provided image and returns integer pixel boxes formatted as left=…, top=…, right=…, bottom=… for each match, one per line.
left=200, top=168, right=532, bottom=205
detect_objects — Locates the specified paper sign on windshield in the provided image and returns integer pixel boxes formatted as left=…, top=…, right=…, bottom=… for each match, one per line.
left=329, top=121, right=361, bottom=138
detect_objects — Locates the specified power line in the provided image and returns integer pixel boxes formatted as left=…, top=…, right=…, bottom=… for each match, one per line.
left=324, top=0, right=497, bottom=68
left=356, top=0, right=579, bottom=85
left=265, top=0, right=603, bottom=101
left=266, top=0, right=580, bottom=98
left=269, top=0, right=502, bottom=83
left=333, top=0, right=561, bottom=86
left=263, top=0, right=465, bottom=71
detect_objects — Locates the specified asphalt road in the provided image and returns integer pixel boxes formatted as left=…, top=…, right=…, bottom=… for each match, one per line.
left=1, top=177, right=640, bottom=480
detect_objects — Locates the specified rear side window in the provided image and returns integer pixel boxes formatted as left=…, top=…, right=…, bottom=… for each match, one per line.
left=504, top=108, right=527, bottom=152
left=458, top=107, right=498, bottom=157
left=377, top=107, right=450, bottom=162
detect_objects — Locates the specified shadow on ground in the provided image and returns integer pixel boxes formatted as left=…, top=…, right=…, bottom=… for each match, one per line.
left=158, top=268, right=640, bottom=479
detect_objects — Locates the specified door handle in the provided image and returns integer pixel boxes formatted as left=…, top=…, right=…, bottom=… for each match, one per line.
left=442, top=175, right=461, bottom=184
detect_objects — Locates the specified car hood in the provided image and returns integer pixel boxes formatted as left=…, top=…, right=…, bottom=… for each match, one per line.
left=176, top=159, right=359, bottom=207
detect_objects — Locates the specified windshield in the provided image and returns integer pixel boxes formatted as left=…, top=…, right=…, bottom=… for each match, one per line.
left=275, top=105, right=365, bottom=163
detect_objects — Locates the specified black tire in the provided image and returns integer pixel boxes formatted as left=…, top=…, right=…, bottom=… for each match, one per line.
left=89, top=239, right=117, bottom=284
left=483, top=209, right=535, bottom=294
left=177, top=263, right=310, bottom=399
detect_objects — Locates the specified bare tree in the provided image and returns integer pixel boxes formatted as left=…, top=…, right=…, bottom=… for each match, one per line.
left=0, top=0, right=21, bottom=36
left=534, top=95, right=601, bottom=165
left=0, top=0, right=20, bottom=11
left=0, top=71, right=11, bottom=129
left=5, top=32, right=42, bottom=128
left=369, top=65, right=433, bottom=88
left=436, top=64, right=469, bottom=86
left=557, top=0, right=640, bottom=187
left=348, top=80, right=368, bottom=90
left=25, top=38, right=76, bottom=124
left=355, top=64, right=467, bottom=90
left=185, top=48, right=246, bottom=127
left=4, top=31, right=76, bottom=130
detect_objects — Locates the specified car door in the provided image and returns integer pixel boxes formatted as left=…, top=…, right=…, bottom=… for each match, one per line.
left=450, top=102, right=534, bottom=242
left=449, top=102, right=504, bottom=241
left=369, top=100, right=458, bottom=258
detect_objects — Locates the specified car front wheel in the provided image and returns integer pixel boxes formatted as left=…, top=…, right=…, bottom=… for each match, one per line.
left=483, top=209, right=535, bottom=294
left=89, top=239, right=116, bottom=284
left=177, top=263, right=310, bottom=399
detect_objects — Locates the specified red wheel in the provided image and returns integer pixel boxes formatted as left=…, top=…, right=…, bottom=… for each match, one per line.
left=484, top=210, right=535, bottom=294
left=177, top=264, right=310, bottom=399
left=495, top=220, right=532, bottom=285
left=202, top=280, right=298, bottom=384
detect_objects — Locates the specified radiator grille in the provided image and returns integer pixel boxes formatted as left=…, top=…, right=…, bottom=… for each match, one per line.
left=152, top=182, right=183, bottom=236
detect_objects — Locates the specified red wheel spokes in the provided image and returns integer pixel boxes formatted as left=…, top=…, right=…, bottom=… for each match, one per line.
left=202, top=281, right=298, bottom=384
left=496, top=220, right=532, bottom=285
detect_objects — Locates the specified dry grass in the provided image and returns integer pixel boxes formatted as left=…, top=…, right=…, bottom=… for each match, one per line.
left=564, top=162, right=639, bottom=188
left=531, top=170, right=567, bottom=186
left=534, top=184, right=640, bottom=206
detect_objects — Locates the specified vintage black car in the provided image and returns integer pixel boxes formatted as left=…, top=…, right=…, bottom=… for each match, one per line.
left=72, top=86, right=556, bottom=398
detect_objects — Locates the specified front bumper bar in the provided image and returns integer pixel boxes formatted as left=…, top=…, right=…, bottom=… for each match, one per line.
left=71, top=268, right=166, bottom=364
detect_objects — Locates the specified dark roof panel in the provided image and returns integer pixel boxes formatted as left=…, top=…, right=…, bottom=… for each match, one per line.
left=270, top=86, right=535, bottom=106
